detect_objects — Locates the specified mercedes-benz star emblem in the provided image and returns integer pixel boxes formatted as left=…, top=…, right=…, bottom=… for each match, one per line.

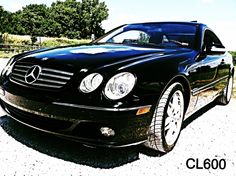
left=25, top=65, right=42, bottom=84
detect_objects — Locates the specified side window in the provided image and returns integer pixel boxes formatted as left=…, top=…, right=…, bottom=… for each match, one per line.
left=202, top=30, right=224, bottom=53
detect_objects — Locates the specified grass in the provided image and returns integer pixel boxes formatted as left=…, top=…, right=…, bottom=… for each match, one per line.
left=1, top=33, right=91, bottom=58
left=0, top=51, right=16, bottom=58
left=0, top=38, right=91, bottom=58
left=41, top=38, right=91, bottom=47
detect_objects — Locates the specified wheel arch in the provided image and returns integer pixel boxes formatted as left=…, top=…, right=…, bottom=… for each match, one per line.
left=165, top=74, right=191, bottom=113
left=144, top=74, right=190, bottom=152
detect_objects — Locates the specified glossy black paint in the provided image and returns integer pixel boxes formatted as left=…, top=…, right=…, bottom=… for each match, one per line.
left=0, top=22, right=234, bottom=147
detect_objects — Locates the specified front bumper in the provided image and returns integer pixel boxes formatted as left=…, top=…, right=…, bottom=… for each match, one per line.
left=0, top=89, right=153, bottom=147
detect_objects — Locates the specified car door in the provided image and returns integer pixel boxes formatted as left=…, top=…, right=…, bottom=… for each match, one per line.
left=205, top=31, right=229, bottom=88
left=194, top=29, right=227, bottom=108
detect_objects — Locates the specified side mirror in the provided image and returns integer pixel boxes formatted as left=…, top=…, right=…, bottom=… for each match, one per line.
left=207, top=44, right=226, bottom=55
left=197, top=44, right=226, bottom=61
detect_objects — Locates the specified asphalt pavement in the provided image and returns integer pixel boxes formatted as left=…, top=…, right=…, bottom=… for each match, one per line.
left=0, top=58, right=235, bottom=176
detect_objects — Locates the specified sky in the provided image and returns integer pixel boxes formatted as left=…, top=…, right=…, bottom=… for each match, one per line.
left=1, top=0, right=236, bottom=50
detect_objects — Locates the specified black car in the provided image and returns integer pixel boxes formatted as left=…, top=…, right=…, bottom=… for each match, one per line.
left=0, top=22, right=234, bottom=153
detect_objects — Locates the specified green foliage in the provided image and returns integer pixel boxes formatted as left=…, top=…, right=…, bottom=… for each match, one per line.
left=0, top=0, right=109, bottom=39
left=229, top=51, right=236, bottom=64
left=229, top=52, right=236, bottom=98
left=138, top=32, right=150, bottom=44
left=41, top=38, right=90, bottom=47
left=0, top=33, right=8, bottom=44
left=78, top=0, right=108, bottom=38
left=16, top=4, right=49, bottom=36
left=5, top=34, right=31, bottom=45
left=229, top=51, right=236, bottom=58
left=0, top=51, right=16, bottom=58
left=234, top=66, right=236, bottom=98
left=0, top=6, right=12, bottom=33
left=0, top=35, right=90, bottom=58
left=1, top=33, right=90, bottom=47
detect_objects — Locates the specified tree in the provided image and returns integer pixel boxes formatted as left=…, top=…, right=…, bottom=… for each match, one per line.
left=48, top=0, right=81, bottom=38
left=14, top=4, right=49, bottom=36
left=0, top=0, right=109, bottom=39
left=78, top=0, right=108, bottom=38
left=0, top=6, right=5, bottom=33
left=0, top=6, right=12, bottom=33
left=48, top=0, right=108, bottom=39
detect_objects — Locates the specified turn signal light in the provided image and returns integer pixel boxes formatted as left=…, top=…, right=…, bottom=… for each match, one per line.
left=136, top=107, right=151, bottom=115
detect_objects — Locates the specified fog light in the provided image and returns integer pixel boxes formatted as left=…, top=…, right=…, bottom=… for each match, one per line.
left=100, top=127, right=115, bottom=137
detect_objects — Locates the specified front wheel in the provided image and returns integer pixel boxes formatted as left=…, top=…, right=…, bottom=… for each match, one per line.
left=144, top=82, right=185, bottom=153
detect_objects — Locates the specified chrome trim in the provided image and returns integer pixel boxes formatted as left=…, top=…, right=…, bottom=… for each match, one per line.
left=32, top=83, right=62, bottom=88
left=184, top=95, right=217, bottom=120
left=1, top=93, right=151, bottom=114
left=14, top=68, right=26, bottom=73
left=192, top=75, right=228, bottom=96
left=9, top=78, right=62, bottom=89
left=11, top=73, right=25, bottom=78
left=108, top=140, right=147, bottom=148
left=40, top=73, right=71, bottom=80
left=10, top=77, right=63, bottom=88
left=14, top=65, right=31, bottom=69
left=42, top=68, right=74, bottom=76
left=10, top=77, right=26, bottom=84
left=52, top=102, right=152, bottom=112
left=37, top=78, right=66, bottom=85
left=10, top=62, right=74, bottom=89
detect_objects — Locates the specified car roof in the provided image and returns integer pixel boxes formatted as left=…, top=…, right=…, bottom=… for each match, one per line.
left=126, top=21, right=207, bottom=27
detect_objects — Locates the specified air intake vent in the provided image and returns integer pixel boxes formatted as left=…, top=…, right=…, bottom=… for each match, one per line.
left=10, top=61, right=74, bottom=90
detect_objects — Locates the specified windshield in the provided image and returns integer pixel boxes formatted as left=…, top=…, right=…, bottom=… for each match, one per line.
left=95, top=23, right=197, bottom=49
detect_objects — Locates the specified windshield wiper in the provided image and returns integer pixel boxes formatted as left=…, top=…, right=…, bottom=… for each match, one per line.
left=163, top=40, right=189, bottom=48
left=123, top=42, right=165, bottom=48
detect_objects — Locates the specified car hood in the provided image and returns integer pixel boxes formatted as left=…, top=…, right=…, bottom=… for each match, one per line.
left=18, top=44, right=192, bottom=73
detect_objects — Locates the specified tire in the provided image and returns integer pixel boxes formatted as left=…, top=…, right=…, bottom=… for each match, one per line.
left=144, top=82, right=185, bottom=153
left=217, top=74, right=234, bottom=105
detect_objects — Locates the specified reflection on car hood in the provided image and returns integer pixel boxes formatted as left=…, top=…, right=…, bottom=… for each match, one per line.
left=18, top=44, right=192, bottom=72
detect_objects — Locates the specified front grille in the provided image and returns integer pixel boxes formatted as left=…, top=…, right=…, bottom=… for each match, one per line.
left=10, top=61, right=74, bottom=89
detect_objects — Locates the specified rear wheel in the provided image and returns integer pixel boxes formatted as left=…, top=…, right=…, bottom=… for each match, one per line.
left=217, top=74, right=233, bottom=105
left=144, top=82, right=185, bottom=153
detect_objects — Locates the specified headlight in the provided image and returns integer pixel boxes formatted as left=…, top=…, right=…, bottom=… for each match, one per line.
left=1, top=57, right=15, bottom=77
left=104, top=72, right=136, bottom=100
left=79, top=73, right=103, bottom=93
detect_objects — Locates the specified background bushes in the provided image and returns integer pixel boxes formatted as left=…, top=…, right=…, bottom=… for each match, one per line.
left=41, top=38, right=90, bottom=47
